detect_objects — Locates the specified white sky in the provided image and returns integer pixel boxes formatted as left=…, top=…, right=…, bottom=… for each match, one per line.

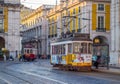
left=21, top=0, right=60, bottom=9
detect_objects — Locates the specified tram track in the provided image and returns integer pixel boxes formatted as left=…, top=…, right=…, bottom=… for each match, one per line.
left=1, top=70, right=33, bottom=84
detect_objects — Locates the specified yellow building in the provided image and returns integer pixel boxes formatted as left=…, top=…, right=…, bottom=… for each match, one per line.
left=20, top=6, right=34, bottom=24
left=48, top=0, right=110, bottom=36
left=47, top=0, right=110, bottom=65
left=21, top=5, right=54, bottom=55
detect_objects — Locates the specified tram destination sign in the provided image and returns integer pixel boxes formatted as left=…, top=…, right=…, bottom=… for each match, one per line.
left=73, top=33, right=90, bottom=40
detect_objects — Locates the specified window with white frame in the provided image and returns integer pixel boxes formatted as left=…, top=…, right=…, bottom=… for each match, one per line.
left=73, top=8, right=75, bottom=15
left=0, top=19, right=3, bottom=30
left=78, top=18, right=81, bottom=29
left=52, top=25, right=54, bottom=35
left=55, top=23, right=57, bottom=35
left=98, top=16, right=104, bottom=28
left=73, top=18, right=75, bottom=30
left=98, top=4, right=104, bottom=11
left=0, top=8, right=3, bottom=14
left=40, top=26, right=42, bottom=36
left=68, top=11, right=70, bottom=16
left=78, top=6, right=81, bottom=13
left=68, top=18, right=70, bottom=30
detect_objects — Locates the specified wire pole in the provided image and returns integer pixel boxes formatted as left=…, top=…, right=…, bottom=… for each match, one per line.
left=89, top=10, right=91, bottom=37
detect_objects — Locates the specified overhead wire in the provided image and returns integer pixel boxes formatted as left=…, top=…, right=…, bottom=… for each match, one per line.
left=21, top=0, right=59, bottom=5
left=21, top=2, right=43, bottom=5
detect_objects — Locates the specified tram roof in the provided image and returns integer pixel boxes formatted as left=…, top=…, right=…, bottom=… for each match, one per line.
left=52, top=33, right=92, bottom=43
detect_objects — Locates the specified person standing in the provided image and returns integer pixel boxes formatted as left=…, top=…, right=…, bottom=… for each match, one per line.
left=3, top=54, right=6, bottom=62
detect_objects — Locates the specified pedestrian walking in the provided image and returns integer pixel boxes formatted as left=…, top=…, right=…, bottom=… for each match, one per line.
left=19, top=54, right=22, bottom=61
left=94, top=50, right=101, bottom=69
left=22, top=54, right=26, bottom=61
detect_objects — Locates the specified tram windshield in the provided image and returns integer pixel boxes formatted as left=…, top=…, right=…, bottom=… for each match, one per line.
left=81, top=43, right=87, bottom=54
left=52, top=44, right=66, bottom=55
left=73, top=42, right=92, bottom=54
left=73, top=43, right=81, bottom=53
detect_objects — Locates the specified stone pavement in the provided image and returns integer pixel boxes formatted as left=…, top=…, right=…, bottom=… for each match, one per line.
left=35, top=59, right=120, bottom=75
left=0, top=79, right=7, bottom=84
left=34, top=59, right=52, bottom=68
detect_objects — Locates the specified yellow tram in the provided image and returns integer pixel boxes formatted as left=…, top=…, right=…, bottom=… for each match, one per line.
left=50, top=33, right=92, bottom=71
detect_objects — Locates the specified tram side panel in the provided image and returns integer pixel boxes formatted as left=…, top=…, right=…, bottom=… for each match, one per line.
left=61, top=54, right=92, bottom=66
left=72, top=54, right=92, bottom=67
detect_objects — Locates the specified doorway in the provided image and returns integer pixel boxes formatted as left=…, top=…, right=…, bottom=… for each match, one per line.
left=93, top=36, right=109, bottom=66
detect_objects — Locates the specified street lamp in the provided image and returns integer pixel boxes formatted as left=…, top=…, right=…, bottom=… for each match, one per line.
left=35, top=36, right=39, bottom=57
left=106, top=45, right=109, bottom=70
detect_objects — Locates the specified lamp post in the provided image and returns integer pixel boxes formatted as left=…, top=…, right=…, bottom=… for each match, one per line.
left=107, top=45, right=109, bottom=70
left=35, top=36, right=39, bottom=57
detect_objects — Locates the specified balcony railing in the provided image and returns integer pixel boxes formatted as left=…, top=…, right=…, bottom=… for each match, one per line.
left=96, top=28, right=106, bottom=32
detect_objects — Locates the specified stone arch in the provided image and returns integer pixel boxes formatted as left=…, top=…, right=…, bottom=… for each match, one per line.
left=93, top=35, right=109, bottom=67
left=93, top=36, right=108, bottom=45
left=0, top=37, right=5, bottom=49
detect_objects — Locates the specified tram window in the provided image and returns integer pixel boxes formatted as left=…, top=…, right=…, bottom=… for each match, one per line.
left=68, top=44, right=72, bottom=53
left=30, top=49, right=33, bottom=53
left=88, top=43, right=92, bottom=54
left=55, top=45, right=61, bottom=54
left=58, top=45, right=61, bottom=54
left=56, top=45, right=59, bottom=54
left=24, top=49, right=26, bottom=53
left=56, top=45, right=60, bottom=54
left=81, top=43, right=87, bottom=54
left=61, top=44, right=65, bottom=54
left=52, top=46, right=55, bottom=54
left=73, top=43, right=80, bottom=53
left=27, top=49, right=29, bottom=54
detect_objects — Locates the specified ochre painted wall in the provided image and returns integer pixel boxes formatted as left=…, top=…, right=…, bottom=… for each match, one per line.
left=105, top=4, right=110, bottom=31
left=4, top=7, right=8, bottom=32
left=92, top=4, right=97, bottom=30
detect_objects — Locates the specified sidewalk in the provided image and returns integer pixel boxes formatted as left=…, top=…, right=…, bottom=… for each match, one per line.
left=92, top=66, right=120, bottom=75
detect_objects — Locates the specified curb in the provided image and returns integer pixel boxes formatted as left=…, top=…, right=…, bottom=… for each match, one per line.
left=92, top=68, right=120, bottom=75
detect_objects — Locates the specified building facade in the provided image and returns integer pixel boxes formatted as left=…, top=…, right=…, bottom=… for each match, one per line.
left=47, top=0, right=110, bottom=65
left=20, top=6, right=34, bottom=23
left=21, top=0, right=111, bottom=64
left=21, top=5, right=54, bottom=56
left=110, top=0, right=120, bottom=66
left=0, top=0, right=21, bottom=58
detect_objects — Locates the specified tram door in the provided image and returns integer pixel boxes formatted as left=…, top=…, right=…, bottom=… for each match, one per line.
left=93, top=45, right=109, bottom=66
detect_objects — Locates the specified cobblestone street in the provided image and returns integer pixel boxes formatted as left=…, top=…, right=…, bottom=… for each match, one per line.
left=0, top=59, right=120, bottom=84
